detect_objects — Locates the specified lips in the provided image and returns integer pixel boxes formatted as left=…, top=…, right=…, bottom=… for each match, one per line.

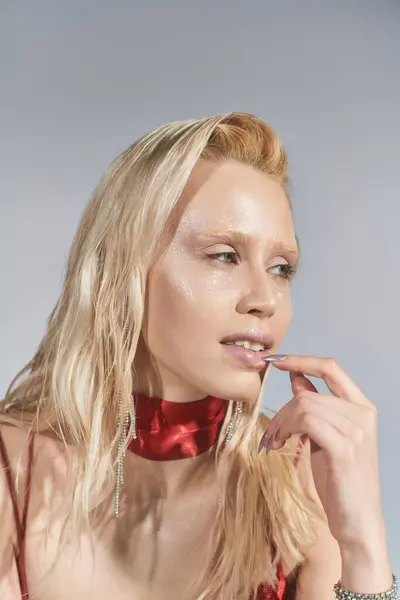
left=219, top=330, right=275, bottom=370
left=220, top=330, right=274, bottom=351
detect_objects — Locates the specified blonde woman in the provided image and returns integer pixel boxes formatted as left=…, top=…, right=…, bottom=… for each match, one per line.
left=0, top=113, right=395, bottom=600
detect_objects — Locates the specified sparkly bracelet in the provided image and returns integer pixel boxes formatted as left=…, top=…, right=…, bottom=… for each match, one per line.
left=334, top=574, right=398, bottom=599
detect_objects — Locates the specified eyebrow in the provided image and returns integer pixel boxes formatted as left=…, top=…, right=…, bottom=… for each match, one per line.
left=196, top=228, right=300, bottom=259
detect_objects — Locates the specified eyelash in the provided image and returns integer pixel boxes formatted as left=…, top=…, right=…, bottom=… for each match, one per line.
left=208, top=252, right=297, bottom=281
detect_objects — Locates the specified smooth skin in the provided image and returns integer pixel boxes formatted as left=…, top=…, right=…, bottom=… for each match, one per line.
left=264, top=356, right=392, bottom=595
left=0, top=161, right=392, bottom=599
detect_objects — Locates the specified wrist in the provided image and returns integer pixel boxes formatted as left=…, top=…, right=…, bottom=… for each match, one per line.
left=339, top=541, right=393, bottom=593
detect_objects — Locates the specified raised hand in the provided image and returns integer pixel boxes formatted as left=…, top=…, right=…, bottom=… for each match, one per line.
left=259, top=355, right=386, bottom=550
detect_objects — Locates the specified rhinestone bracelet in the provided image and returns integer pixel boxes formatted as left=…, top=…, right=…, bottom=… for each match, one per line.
left=334, top=574, right=398, bottom=599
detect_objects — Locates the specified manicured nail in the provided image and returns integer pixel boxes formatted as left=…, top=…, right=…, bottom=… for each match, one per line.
left=264, top=354, right=286, bottom=362
left=258, top=430, right=268, bottom=454
left=265, top=428, right=280, bottom=454
left=264, top=436, right=273, bottom=454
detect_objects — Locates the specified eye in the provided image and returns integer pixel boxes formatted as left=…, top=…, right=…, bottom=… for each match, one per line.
left=208, top=251, right=239, bottom=265
left=270, top=263, right=297, bottom=281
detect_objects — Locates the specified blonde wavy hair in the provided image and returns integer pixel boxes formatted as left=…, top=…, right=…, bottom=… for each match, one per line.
left=1, top=112, right=322, bottom=599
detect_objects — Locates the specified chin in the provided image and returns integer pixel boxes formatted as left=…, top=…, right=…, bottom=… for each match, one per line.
left=208, top=371, right=263, bottom=405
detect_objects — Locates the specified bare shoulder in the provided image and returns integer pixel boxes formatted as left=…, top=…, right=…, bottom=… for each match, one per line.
left=0, top=424, right=37, bottom=534
left=0, top=423, right=71, bottom=526
left=0, top=423, right=70, bottom=598
left=0, top=425, right=24, bottom=595
left=0, top=422, right=68, bottom=477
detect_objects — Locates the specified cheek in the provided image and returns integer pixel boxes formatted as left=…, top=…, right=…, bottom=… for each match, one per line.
left=149, top=252, right=237, bottom=322
left=276, top=290, right=293, bottom=337
left=145, top=252, right=294, bottom=359
left=145, top=261, right=232, bottom=357
left=267, top=279, right=293, bottom=339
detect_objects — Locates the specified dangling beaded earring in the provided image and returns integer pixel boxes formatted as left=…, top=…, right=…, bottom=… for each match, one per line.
left=114, top=394, right=137, bottom=517
left=224, top=400, right=244, bottom=445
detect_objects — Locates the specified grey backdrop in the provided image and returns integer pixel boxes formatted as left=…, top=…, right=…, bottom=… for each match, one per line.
left=1, top=0, right=399, bottom=572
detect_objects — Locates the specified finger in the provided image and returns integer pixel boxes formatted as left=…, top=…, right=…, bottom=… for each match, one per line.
left=267, top=373, right=317, bottom=437
left=290, top=371, right=317, bottom=395
left=266, top=373, right=324, bottom=450
left=263, top=392, right=366, bottom=452
left=263, top=374, right=316, bottom=453
left=268, top=355, right=368, bottom=405
left=268, top=400, right=359, bottom=457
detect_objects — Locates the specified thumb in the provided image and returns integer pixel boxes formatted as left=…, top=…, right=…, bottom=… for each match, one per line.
left=290, top=371, right=318, bottom=395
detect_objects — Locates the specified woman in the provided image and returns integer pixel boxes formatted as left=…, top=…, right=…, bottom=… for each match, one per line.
left=0, top=112, right=396, bottom=600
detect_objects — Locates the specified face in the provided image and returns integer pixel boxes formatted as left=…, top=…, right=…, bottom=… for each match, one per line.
left=135, top=160, right=299, bottom=404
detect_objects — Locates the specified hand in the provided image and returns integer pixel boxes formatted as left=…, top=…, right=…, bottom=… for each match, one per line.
left=259, top=355, right=386, bottom=550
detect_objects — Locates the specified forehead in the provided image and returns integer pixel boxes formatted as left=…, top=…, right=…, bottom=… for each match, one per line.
left=178, top=160, right=295, bottom=243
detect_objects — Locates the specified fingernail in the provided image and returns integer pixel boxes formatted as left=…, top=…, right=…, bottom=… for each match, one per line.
left=264, top=427, right=280, bottom=454
left=264, top=354, right=286, bottom=362
left=258, top=430, right=268, bottom=454
left=264, top=434, right=274, bottom=454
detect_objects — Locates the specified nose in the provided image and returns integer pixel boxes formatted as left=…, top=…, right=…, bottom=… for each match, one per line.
left=236, top=269, right=278, bottom=319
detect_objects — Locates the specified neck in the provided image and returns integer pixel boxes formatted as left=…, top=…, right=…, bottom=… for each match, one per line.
left=133, top=342, right=210, bottom=403
left=124, top=391, right=228, bottom=497
left=125, top=448, right=217, bottom=499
